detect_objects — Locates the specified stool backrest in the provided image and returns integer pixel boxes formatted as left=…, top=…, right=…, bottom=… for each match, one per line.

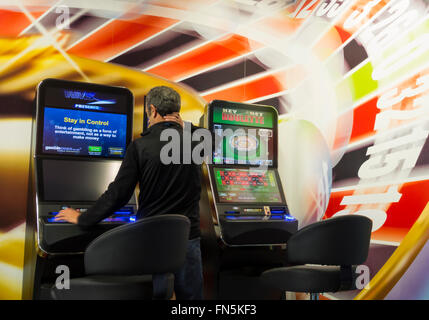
left=84, top=214, right=190, bottom=275
left=287, top=215, right=372, bottom=266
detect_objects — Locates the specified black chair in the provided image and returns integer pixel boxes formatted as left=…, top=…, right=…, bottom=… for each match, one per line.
left=51, top=214, right=190, bottom=300
left=261, top=215, right=372, bottom=300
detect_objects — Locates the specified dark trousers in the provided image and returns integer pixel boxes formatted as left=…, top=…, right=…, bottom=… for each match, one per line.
left=153, top=237, right=203, bottom=300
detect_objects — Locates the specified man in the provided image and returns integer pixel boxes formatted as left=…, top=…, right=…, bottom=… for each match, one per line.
left=56, top=85, right=203, bottom=300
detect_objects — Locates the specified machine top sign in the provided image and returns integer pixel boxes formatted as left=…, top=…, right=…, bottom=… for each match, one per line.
left=213, top=106, right=274, bottom=129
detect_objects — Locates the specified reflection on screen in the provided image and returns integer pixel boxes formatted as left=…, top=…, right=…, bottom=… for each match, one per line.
left=42, top=107, right=127, bottom=158
left=42, top=159, right=121, bottom=202
left=213, top=168, right=282, bottom=203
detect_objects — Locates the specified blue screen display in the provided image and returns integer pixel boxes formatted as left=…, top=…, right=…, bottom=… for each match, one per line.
left=43, top=107, right=127, bottom=157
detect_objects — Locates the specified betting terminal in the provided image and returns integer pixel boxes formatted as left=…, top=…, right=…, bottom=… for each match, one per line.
left=199, top=100, right=298, bottom=299
left=23, top=79, right=136, bottom=299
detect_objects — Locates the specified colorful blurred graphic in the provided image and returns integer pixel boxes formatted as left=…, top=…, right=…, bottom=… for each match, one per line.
left=1, top=0, right=429, bottom=299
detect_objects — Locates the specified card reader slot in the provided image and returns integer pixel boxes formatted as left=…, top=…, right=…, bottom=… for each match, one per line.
left=224, top=214, right=296, bottom=221
left=269, top=206, right=288, bottom=214
left=102, top=215, right=136, bottom=223
left=224, top=210, right=240, bottom=215
left=113, top=207, right=134, bottom=215
left=270, top=210, right=286, bottom=214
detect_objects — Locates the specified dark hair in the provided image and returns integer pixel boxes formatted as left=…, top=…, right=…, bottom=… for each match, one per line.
left=146, top=86, right=181, bottom=116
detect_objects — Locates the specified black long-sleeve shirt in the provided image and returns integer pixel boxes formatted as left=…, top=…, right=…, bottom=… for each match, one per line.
left=77, top=121, right=202, bottom=239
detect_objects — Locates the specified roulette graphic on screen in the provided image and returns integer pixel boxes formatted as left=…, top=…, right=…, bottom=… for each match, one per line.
left=212, top=104, right=275, bottom=166
left=213, top=168, right=283, bottom=203
left=214, top=124, right=273, bottom=166
left=230, top=133, right=258, bottom=152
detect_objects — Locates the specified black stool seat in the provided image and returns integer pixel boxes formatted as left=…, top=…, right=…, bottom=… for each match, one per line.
left=262, top=265, right=343, bottom=293
left=51, top=275, right=156, bottom=300
left=260, top=215, right=372, bottom=299
left=50, top=214, right=190, bottom=300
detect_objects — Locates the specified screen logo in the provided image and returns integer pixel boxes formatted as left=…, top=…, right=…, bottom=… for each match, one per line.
left=213, top=106, right=274, bottom=128
left=221, top=108, right=265, bottom=125
left=64, top=90, right=116, bottom=105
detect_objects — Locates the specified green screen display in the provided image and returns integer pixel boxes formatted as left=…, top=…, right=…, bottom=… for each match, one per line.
left=213, top=124, right=272, bottom=165
left=213, top=168, right=282, bottom=203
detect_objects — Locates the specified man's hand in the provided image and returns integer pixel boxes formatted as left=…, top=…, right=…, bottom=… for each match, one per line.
left=164, top=112, right=184, bottom=127
left=55, top=208, right=80, bottom=224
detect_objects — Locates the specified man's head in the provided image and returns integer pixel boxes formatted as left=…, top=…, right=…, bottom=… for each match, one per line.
left=145, top=86, right=181, bottom=127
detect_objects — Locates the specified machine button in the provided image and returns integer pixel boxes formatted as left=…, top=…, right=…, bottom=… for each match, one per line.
left=263, top=206, right=271, bottom=216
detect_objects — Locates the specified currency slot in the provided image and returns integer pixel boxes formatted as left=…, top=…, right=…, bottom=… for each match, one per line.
left=243, top=208, right=263, bottom=213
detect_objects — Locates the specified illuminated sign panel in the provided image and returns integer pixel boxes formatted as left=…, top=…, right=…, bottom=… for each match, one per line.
left=213, top=107, right=274, bottom=129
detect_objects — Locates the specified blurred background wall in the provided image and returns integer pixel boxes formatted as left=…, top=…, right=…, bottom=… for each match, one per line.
left=0, top=0, right=428, bottom=299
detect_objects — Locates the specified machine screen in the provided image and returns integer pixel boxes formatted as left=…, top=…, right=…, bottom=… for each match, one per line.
left=212, top=106, right=274, bottom=166
left=213, top=167, right=283, bottom=203
left=38, top=82, right=131, bottom=158
left=42, top=107, right=127, bottom=157
left=41, top=159, right=121, bottom=202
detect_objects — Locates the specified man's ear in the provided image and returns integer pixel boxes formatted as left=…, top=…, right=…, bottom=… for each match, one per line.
left=150, top=104, right=157, bottom=117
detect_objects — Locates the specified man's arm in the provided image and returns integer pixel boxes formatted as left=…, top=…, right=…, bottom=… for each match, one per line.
left=55, top=142, right=140, bottom=227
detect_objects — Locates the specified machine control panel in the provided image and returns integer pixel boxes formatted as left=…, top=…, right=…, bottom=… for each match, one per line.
left=45, top=206, right=136, bottom=223
left=222, top=206, right=296, bottom=221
